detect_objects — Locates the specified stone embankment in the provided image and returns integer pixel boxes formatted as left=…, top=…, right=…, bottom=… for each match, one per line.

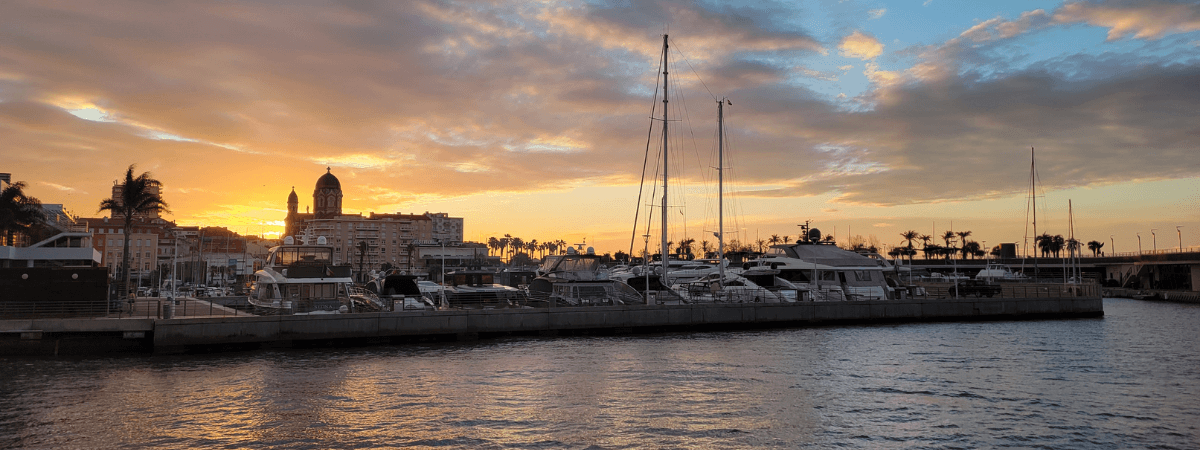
left=1, top=295, right=1103, bottom=355
left=1104, top=288, right=1200, bottom=303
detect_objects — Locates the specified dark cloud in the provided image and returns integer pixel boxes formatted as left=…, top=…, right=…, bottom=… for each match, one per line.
left=0, top=0, right=1197, bottom=218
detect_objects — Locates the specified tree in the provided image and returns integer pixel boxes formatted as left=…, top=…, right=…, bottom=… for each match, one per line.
left=782, top=235, right=792, bottom=244
left=955, top=231, right=972, bottom=258
left=941, top=230, right=957, bottom=249
left=677, top=237, right=695, bottom=259
left=900, top=230, right=919, bottom=265
left=500, top=234, right=512, bottom=261
left=700, top=240, right=712, bottom=258
left=1087, top=240, right=1104, bottom=257
left=962, top=240, right=981, bottom=259
left=510, top=237, right=524, bottom=261
left=768, top=234, right=780, bottom=247
left=487, top=236, right=500, bottom=256
left=613, top=250, right=629, bottom=263
left=755, top=238, right=766, bottom=253
left=917, top=234, right=932, bottom=259
left=98, top=165, right=170, bottom=304
left=0, top=181, right=45, bottom=247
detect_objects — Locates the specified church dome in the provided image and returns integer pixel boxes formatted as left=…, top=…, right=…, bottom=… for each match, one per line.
left=287, top=187, right=298, bottom=203
left=316, top=167, right=340, bottom=190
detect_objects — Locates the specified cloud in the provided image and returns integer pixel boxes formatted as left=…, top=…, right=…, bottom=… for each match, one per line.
left=868, top=8, right=886, bottom=20
left=0, top=0, right=1196, bottom=229
left=1054, top=0, right=1200, bottom=41
left=38, top=182, right=84, bottom=194
left=839, top=31, right=884, bottom=60
left=957, top=10, right=1052, bottom=43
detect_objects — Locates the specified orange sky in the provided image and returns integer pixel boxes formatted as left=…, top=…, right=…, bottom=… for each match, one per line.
left=2, top=1, right=1198, bottom=256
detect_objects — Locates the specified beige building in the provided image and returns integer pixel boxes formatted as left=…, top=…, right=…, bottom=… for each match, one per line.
left=282, top=168, right=465, bottom=275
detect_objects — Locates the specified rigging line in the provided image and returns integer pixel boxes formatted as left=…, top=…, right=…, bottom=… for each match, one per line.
left=669, top=37, right=718, bottom=102
left=629, top=47, right=667, bottom=259
left=667, top=55, right=698, bottom=248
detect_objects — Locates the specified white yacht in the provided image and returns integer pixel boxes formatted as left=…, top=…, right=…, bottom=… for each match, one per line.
left=527, top=247, right=645, bottom=306
left=674, top=266, right=791, bottom=303
left=974, top=262, right=1028, bottom=281
left=249, top=236, right=381, bottom=314
left=750, top=239, right=894, bottom=301
left=443, top=268, right=526, bottom=309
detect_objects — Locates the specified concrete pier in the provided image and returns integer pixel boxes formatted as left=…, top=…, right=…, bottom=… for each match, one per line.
left=1, top=295, right=1103, bottom=355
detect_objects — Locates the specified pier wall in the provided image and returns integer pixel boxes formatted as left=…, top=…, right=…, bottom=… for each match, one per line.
left=1, top=296, right=1102, bottom=355
left=151, top=296, right=1102, bottom=351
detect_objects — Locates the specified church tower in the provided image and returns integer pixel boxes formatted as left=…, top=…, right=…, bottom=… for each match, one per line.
left=313, top=167, right=343, bottom=219
left=285, top=187, right=299, bottom=238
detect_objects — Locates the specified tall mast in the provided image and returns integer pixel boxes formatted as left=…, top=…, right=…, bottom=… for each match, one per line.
left=717, top=98, right=726, bottom=284
left=1031, top=146, right=1038, bottom=279
left=660, top=34, right=670, bottom=286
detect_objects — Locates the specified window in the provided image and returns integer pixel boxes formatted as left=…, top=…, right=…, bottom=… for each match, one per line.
left=854, top=271, right=874, bottom=282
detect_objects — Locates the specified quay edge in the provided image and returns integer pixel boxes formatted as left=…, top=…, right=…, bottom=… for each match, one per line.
left=1, top=296, right=1103, bottom=355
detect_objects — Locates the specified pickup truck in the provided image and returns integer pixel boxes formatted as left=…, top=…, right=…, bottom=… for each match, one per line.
left=947, top=281, right=1002, bottom=298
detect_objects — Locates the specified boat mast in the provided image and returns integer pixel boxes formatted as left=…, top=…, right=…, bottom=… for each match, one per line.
left=1031, top=146, right=1038, bottom=279
left=717, top=97, right=726, bottom=285
left=660, top=34, right=670, bottom=287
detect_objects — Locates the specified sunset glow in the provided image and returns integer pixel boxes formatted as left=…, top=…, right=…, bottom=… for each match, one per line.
left=2, top=0, right=1197, bottom=254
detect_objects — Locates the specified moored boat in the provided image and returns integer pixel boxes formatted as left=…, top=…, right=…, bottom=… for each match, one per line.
left=249, top=236, right=378, bottom=314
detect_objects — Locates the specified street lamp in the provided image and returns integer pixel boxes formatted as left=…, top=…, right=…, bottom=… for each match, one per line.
left=1137, top=233, right=1142, bottom=255
left=1110, top=235, right=1114, bottom=256
left=1151, top=229, right=1157, bottom=253
left=1177, top=226, right=1184, bottom=252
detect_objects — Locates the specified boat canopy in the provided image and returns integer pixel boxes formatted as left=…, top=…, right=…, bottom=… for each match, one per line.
left=269, top=246, right=334, bottom=265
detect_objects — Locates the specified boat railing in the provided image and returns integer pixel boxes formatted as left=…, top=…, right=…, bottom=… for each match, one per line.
left=907, top=280, right=1102, bottom=299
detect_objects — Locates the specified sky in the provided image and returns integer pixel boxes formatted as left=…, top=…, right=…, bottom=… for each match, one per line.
left=1, top=0, right=1198, bottom=256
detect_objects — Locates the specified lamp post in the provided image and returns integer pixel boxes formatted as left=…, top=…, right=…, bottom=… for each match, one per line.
left=1151, top=229, right=1157, bottom=253
left=1137, top=233, right=1142, bottom=255
left=1177, top=226, right=1183, bottom=252
left=435, top=238, right=446, bottom=284
left=1110, top=235, right=1114, bottom=256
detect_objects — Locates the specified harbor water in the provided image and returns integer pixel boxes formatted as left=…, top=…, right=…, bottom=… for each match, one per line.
left=1, top=298, right=1197, bottom=449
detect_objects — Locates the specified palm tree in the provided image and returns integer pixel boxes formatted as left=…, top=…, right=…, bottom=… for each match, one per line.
left=1052, top=235, right=1065, bottom=258
left=962, top=241, right=981, bottom=259
left=510, top=237, right=524, bottom=260
left=1087, top=240, right=1104, bottom=257
left=783, top=235, right=792, bottom=244
left=700, top=240, right=712, bottom=258
left=1036, top=234, right=1052, bottom=257
left=677, top=237, right=695, bottom=259
left=941, top=231, right=957, bottom=259
left=768, top=234, right=780, bottom=247
left=527, top=239, right=538, bottom=258
left=900, top=230, right=919, bottom=265
left=0, top=181, right=45, bottom=247
left=755, top=239, right=766, bottom=253
left=98, top=165, right=170, bottom=304
left=500, top=234, right=512, bottom=261
left=955, top=231, right=972, bottom=257
left=487, top=236, right=500, bottom=256
left=918, top=234, right=932, bottom=259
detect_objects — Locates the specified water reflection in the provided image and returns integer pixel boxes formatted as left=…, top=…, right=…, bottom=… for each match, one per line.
left=1, top=299, right=1197, bottom=448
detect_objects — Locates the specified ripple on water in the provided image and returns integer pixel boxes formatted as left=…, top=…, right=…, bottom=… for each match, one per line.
left=1, top=299, right=1198, bottom=449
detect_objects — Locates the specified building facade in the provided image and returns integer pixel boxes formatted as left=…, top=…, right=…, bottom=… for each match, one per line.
left=282, top=169, right=466, bottom=275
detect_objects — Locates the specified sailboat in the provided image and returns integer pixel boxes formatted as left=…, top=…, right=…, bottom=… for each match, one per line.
left=672, top=98, right=787, bottom=303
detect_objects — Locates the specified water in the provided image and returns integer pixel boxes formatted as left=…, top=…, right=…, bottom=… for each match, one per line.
left=2, top=298, right=1197, bottom=449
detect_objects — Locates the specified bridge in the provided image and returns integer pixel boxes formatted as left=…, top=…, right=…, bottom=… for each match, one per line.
left=901, top=247, right=1200, bottom=291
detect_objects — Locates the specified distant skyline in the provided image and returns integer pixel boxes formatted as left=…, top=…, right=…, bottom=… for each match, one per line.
left=2, top=0, right=1197, bottom=255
